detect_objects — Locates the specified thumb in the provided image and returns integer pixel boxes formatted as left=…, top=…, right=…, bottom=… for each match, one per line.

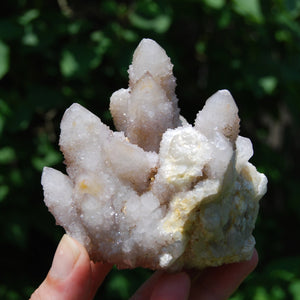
left=30, top=234, right=110, bottom=300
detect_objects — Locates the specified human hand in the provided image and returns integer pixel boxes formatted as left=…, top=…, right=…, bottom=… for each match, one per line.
left=30, top=234, right=258, bottom=300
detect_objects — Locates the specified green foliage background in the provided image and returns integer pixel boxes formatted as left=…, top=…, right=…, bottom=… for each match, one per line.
left=1, top=0, right=300, bottom=299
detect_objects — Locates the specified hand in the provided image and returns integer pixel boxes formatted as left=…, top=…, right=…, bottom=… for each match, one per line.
left=30, top=234, right=258, bottom=300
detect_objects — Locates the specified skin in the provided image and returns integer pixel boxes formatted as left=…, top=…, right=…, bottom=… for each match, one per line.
left=30, top=234, right=258, bottom=300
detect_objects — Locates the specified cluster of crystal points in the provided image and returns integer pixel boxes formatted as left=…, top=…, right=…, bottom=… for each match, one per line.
left=42, top=39, right=267, bottom=270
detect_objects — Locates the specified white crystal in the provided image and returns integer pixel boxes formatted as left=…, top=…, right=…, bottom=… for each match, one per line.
left=110, top=38, right=180, bottom=152
left=42, top=38, right=267, bottom=270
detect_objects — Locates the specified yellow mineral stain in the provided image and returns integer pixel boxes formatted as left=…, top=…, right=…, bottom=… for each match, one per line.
left=141, top=83, right=153, bottom=90
left=162, top=197, right=193, bottom=233
left=79, top=180, right=88, bottom=190
left=78, top=179, right=101, bottom=196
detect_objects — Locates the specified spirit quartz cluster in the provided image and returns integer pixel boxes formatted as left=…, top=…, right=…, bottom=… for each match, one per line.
left=42, top=39, right=267, bottom=270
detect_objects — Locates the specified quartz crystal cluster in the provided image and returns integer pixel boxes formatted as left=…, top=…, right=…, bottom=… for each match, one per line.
left=42, top=39, right=267, bottom=270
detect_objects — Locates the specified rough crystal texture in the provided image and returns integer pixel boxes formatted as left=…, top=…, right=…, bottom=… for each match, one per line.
left=42, top=39, right=267, bottom=270
left=110, top=38, right=181, bottom=152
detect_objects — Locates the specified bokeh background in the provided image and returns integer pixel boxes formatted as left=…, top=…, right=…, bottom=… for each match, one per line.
left=1, top=0, right=300, bottom=299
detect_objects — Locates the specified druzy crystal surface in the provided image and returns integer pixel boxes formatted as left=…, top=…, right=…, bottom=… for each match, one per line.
left=42, top=39, right=267, bottom=270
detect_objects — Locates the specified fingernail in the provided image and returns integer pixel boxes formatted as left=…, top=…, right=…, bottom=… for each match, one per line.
left=49, top=234, right=80, bottom=280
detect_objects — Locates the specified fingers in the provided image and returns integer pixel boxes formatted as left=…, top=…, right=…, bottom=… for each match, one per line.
left=131, top=271, right=191, bottom=300
left=30, top=234, right=112, bottom=300
left=131, top=250, right=258, bottom=300
left=188, top=249, right=259, bottom=300
left=31, top=234, right=257, bottom=300
left=130, top=271, right=164, bottom=300
left=150, top=272, right=191, bottom=300
left=89, top=261, right=113, bottom=299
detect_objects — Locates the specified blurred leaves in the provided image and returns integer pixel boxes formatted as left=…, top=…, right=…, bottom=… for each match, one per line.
left=18, top=9, right=40, bottom=25
left=0, top=99, right=11, bottom=135
left=231, top=256, right=300, bottom=299
left=32, top=134, right=62, bottom=171
left=0, top=40, right=10, bottom=79
left=0, top=0, right=300, bottom=299
left=0, top=147, right=16, bottom=164
left=259, top=76, right=278, bottom=95
left=60, top=32, right=111, bottom=78
left=0, top=185, right=9, bottom=202
left=233, top=0, right=264, bottom=23
left=128, top=1, right=172, bottom=33
left=129, top=13, right=171, bottom=33
left=60, top=48, right=82, bottom=77
left=203, top=0, right=226, bottom=9
left=101, top=267, right=152, bottom=299
left=106, top=273, right=131, bottom=299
